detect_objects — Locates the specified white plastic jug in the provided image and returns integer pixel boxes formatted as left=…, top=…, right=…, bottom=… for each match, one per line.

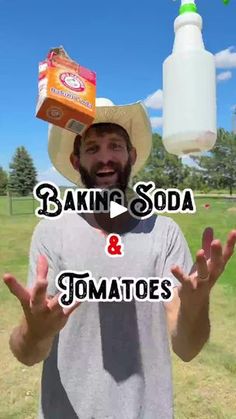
left=162, top=0, right=217, bottom=156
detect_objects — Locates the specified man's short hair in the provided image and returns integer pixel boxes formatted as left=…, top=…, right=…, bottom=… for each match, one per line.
left=73, top=123, right=133, bottom=156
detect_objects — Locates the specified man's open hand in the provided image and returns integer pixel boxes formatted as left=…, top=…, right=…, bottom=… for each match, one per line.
left=3, top=255, right=81, bottom=342
left=171, top=228, right=236, bottom=306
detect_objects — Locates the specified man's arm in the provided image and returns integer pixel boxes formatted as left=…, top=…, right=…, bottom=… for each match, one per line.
left=9, top=316, right=55, bottom=367
left=164, top=287, right=210, bottom=362
left=7, top=219, right=62, bottom=366
left=164, top=228, right=236, bottom=362
left=4, top=255, right=81, bottom=367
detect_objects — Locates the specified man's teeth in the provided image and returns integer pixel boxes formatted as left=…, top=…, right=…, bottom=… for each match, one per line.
left=96, top=170, right=115, bottom=176
left=97, top=169, right=115, bottom=173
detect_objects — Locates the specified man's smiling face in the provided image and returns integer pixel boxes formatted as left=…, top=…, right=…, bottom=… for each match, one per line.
left=71, top=123, right=137, bottom=191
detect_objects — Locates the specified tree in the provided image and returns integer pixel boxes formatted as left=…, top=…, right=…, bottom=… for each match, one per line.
left=192, top=129, right=236, bottom=195
left=180, top=166, right=208, bottom=191
left=8, top=146, right=37, bottom=196
left=0, top=167, right=8, bottom=195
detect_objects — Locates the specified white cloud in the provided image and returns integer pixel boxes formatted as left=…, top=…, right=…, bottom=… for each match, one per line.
left=215, top=47, right=236, bottom=69
left=217, top=70, right=232, bottom=82
left=150, top=117, right=163, bottom=129
left=38, top=167, right=74, bottom=186
left=143, top=89, right=163, bottom=110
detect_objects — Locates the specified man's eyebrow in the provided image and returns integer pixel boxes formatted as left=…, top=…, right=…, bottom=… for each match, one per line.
left=83, top=136, right=125, bottom=146
left=82, top=139, right=98, bottom=147
left=105, top=136, right=126, bottom=143
left=109, top=137, right=125, bottom=142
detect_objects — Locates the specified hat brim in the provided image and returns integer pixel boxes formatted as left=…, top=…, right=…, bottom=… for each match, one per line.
left=48, top=101, right=152, bottom=186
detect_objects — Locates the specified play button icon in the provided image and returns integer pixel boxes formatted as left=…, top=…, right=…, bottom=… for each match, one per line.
left=92, top=188, right=140, bottom=234
left=110, top=201, right=128, bottom=219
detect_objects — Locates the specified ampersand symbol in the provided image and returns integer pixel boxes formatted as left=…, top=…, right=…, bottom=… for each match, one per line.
left=106, top=234, right=124, bottom=257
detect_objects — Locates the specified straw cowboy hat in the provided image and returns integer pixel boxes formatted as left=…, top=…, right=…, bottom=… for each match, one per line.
left=48, top=98, right=153, bottom=185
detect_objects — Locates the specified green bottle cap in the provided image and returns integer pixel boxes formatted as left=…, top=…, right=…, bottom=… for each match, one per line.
left=179, top=3, right=197, bottom=14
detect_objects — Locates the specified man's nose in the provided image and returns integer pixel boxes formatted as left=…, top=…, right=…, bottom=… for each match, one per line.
left=95, top=147, right=114, bottom=164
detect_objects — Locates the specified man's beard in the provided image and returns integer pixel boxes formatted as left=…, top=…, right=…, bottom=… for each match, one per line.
left=78, top=157, right=132, bottom=192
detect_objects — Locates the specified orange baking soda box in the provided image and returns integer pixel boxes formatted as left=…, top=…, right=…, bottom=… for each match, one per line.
left=36, top=46, right=96, bottom=135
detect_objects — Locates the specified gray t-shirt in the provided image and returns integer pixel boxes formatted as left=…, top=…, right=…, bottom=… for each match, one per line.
left=27, top=213, right=193, bottom=419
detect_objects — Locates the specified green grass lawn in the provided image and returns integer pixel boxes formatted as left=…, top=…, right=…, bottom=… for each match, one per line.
left=0, top=195, right=236, bottom=418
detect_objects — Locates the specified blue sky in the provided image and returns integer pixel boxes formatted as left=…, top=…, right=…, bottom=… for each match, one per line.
left=0, top=0, right=235, bottom=185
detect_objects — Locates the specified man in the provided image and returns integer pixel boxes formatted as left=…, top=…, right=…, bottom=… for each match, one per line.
left=4, top=98, right=236, bottom=419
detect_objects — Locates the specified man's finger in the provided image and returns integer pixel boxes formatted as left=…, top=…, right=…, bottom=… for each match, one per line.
left=3, top=274, right=30, bottom=306
left=47, top=293, right=81, bottom=316
left=202, top=227, right=214, bottom=260
left=207, top=240, right=224, bottom=285
left=47, top=293, right=63, bottom=312
left=210, top=240, right=223, bottom=265
left=30, top=255, right=49, bottom=309
left=223, top=230, right=236, bottom=264
left=31, top=280, right=48, bottom=308
left=189, top=227, right=214, bottom=275
left=196, top=250, right=209, bottom=281
left=170, top=265, right=186, bottom=284
left=64, top=301, right=82, bottom=317
left=36, top=255, right=49, bottom=282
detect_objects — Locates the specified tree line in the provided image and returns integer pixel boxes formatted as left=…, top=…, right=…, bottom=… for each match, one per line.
left=1, top=129, right=236, bottom=196
left=133, top=128, right=236, bottom=195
